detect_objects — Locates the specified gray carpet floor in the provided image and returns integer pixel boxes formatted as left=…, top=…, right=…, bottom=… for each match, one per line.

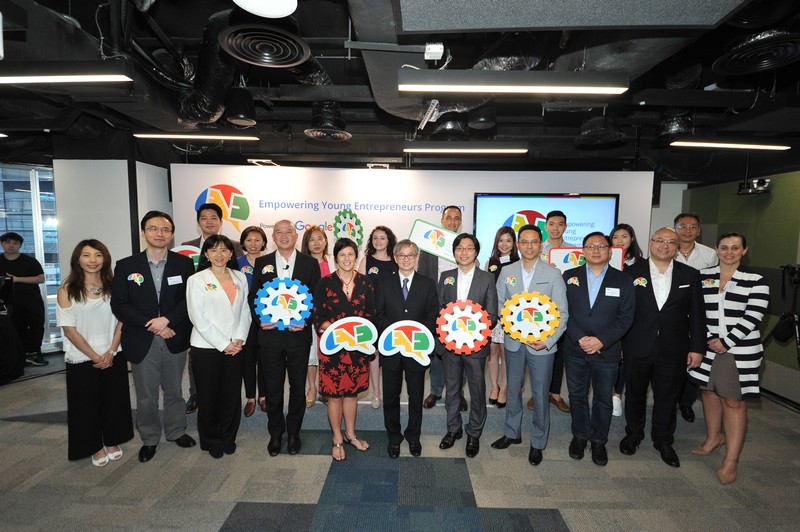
left=1, top=353, right=799, bottom=531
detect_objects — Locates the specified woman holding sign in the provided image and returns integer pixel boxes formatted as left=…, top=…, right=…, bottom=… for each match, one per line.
left=314, top=238, right=376, bottom=461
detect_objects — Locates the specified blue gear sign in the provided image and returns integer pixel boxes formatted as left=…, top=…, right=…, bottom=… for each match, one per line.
left=254, top=278, right=313, bottom=330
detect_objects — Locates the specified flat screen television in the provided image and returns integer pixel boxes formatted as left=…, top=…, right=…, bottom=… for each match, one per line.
left=473, top=193, right=619, bottom=267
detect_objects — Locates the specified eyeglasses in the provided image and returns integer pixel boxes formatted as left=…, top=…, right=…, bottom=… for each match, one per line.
left=676, top=224, right=698, bottom=230
left=454, top=246, right=476, bottom=253
left=584, top=244, right=609, bottom=251
left=396, top=253, right=417, bottom=260
left=145, top=226, right=173, bottom=234
left=651, top=238, right=679, bottom=246
left=518, top=240, right=541, bottom=246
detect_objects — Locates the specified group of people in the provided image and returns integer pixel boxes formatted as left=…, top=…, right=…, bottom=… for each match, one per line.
left=53, top=203, right=768, bottom=485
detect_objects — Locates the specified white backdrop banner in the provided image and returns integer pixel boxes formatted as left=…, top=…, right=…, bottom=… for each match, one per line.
left=170, top=165, right=653, bottom=263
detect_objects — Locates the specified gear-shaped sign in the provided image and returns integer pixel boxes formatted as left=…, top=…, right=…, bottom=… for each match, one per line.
left=500, top=291, right=560, bottom=343
left=333, top=208, right=364, bottom=247
left=254, top=278, right=313, bottom=330
left=436, top=300, right=492, bottom=355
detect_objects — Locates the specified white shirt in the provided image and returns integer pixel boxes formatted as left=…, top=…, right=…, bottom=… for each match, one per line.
left=675, top=242, right=718, bottom=270
left=521, top=259, right=538, bottom=291
left=649, top=258, right=673, bottom=310
left=400, top=271, right=414, bottom=291
left=57, top=296, right=118, bottom=364
left=457, top=266, right=475, bottom=301
left=276, top=249, right=297, bottom=279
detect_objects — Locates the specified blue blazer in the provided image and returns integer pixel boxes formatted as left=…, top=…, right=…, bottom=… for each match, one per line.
left=562, top=265, right=635, bottom=363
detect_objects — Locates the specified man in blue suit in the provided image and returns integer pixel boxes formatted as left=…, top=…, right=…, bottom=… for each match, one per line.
left=562, top=232, right=635, bottom=466
left=491, top=224, right=568, bottom=466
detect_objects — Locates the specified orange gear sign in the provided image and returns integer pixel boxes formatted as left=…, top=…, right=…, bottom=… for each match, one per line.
left=500, top=291, right=560, bottom=343
left=436, top=300, right=492, bottom=355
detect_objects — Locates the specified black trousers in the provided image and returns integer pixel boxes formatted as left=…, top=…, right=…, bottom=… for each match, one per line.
left=192, top=347, right=244, bottom=451
left=65, top=355, right=134, bottom=460
left=624, top=354, right=685, bottom=446
left=382, top=359, right=426, bottom=445
left=242, top=321, right=266, bottom=399
left=260, top=342, right=310, bottom=437
left=10, top=298, right=45, bottom=353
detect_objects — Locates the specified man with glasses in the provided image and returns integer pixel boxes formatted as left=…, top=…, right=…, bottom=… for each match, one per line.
left=619, top=227, right=705, bottom=468
left=491, top=224, right=568, bottom=466
left=562, top=232, right=635, bottom=466
left=111, top=211, right=197, bottom=462
left=375, top=239, right=439, bottom=458
left=673, top=212, right=718, bottom=423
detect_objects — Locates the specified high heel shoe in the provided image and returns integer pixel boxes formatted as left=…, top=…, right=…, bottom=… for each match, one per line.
left=717, top=468, right=737, bottom=485
left=91, top=451, right=109, bottom=467
left=691, top=437, right=726, bottom=456
left=107, top=446, right=123, bottom=461
left=489, top=397, right=498, bottom=406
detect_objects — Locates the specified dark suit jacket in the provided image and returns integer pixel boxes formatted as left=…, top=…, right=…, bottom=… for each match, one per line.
left=621, top=259, right=706, bottom=363
left=416, top=250, right=439, bottom=282
left=562, top=265, right=635, bottom=363
left=375, top=272, right=440, bottom=373
left=248, top=250, right=320, bottom=349
left=182, top=237, right=243, bottom=258
left=436, top=267, right=498, bottom=359
left=111, top=251, right=195, bottom=363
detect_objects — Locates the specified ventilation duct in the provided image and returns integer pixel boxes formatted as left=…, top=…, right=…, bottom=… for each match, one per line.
left=656, top=109, right=693, bottom=138
left=713, top=29, right=800, bottom=75
left=304, top=101, right=352, bottom=141
left=574, top=116, right=625, bottom=146
left=430, top=113, right=469, bottom=140
left=219, top=24, right=311, bottom=68
left=225, top=88, right=256, bottom=127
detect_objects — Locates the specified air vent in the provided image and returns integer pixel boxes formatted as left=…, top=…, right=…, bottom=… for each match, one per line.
left=713, top=30, right=800, bottom=75
left=574, top=117, right=625, bottom=146
left=304, top=101, right=352, bottom=141
left=219, top=24, right=311, bottom=69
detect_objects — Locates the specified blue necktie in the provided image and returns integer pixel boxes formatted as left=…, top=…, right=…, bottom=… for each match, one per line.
left=402, top=277, right=409, bottom=300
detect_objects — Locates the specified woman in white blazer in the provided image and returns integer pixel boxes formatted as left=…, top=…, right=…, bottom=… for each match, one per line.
left=187, top=235, right=252, bottom=458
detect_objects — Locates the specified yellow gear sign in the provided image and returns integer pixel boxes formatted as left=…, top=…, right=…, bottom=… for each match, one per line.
left=500, top=291, right=560, bottom=343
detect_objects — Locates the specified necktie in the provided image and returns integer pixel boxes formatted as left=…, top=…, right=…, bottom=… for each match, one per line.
left=402, top=277, right=409, bottom=300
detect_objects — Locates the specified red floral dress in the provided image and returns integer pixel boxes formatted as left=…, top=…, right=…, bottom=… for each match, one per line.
left=313, top=272, right=375, bottom=397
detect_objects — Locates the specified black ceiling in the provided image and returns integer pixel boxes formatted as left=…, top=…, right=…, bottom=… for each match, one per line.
left=2, top=0, right=800, bottom=186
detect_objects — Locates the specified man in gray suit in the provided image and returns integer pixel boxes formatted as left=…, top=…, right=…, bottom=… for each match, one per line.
left=437, top=233, right=498, bottom=458
left=491, top=224, right=568, bottom=466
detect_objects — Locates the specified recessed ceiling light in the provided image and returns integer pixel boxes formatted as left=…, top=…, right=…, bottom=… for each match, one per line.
left=669, top=140, right=790, bottom=151
left=134, top=133, right=260, bottom=141
left=403, top=141, right=528, bottom=154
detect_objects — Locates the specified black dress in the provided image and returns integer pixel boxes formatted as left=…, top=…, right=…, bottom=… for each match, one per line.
left=313, top=272, right=376, bottom=397
left=364, top=255, right=396, bottom=288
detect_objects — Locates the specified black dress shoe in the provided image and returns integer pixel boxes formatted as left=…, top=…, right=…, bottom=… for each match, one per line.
left=489, top=397, right=498, bottom=405
left=491, top=436, right=522, bottom=449
left=169, top=434, right=197, bottom=448
left=288, top=434, right=301, bottom=455
left=591, top=443, right=608, bottom=466
left=268, top=435, right=282, bottom=456
left=388, top=443, right=401, bottom=458
left=655, top=443, right=681, bottom=468
left=185, top=396, right=198, bottom=414
left=680, top=405, right=696, bottom=423
left=496, top=401, right=506, bottom=409
left=439, top=431, right=463, bottom=449
left=408, top=441, right=422, bottom=457
left=243, top=401, right=256, bottom=418
left=223, top=442, right=237, bottom=455
left=528, top=447, right=543, bottom=466
left=619, top=435, right=641, bottom=456
left=465, top=436, right=480, bottom=458
left=568, top=438, right=587, bottom=460
left=423, top=394, right=440, bottom=409
left=138, top=445, right=157, bottom=462
left=209, top=446, right=223, bottom=459
left=459, top=396, right=468, bottom=412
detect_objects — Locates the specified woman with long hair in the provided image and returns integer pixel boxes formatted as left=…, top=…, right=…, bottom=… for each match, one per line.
left=484, top=226, right=519, bottom=408
left=238, top=226, right=268, bottom=417
left=187, top=235, right=251, bottom=458
left=688, top=232, right=769, bottom=484
left=315, top=238, right=375, bottom=461
left=57, top=239, right=133, bottom=467
left=357, top=226, right=397, bottom=409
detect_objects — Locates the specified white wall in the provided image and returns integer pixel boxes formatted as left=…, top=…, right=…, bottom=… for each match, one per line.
left=136, top=162, right=172, bottom=242
left=649, top=182, right=686, bottom=236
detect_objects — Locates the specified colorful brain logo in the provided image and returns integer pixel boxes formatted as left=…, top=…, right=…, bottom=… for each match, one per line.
left=563, top=251, right=586, bottom=267
left=320, top=317, right=378, bottom=355
left=517, top=307, right=544, bottom=323
left=453, top=316, right=477, bottom=332
left=272, top=293, right=297, bottom=310
left=378, top=321, right=434, bottom=366
left=194, top=184, right=250, bottom=232
left=424, top=229, right=446, bottom=249
left=342, top=222, right=357, bottom=238
left=503, top=210, right=546, bottom=237
left=171, top=245, right=201, bottom=270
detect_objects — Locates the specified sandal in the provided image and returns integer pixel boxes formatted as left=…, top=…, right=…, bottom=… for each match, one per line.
left=344, top=435, right=369, bottom=452
left=332, top=441, right=345, bottom=461
left=91, top=450, right=109, bottom=467
left=107, top=446, right=123, bottom=461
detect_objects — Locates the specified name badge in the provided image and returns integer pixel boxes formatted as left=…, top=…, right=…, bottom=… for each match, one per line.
left=167, top=275, right=183, bottom=286
left=605, top=287, right=620, bottom=297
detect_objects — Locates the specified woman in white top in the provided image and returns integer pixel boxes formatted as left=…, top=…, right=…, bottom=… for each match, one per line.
left=56, top=239, right=133, bottom=467
left=187, top=235, right=251, bottom=458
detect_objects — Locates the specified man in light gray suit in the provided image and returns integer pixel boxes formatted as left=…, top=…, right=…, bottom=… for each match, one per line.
left=437, top=233, right=498, bottom=458
left=491, top=224, right=568, bottom=466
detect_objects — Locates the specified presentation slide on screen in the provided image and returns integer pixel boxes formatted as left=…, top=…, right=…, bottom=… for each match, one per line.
left=170, top=165, right=653, bottom=267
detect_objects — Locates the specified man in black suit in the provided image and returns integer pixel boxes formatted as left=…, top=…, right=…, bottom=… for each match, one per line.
left=375, top=239, right=440, bottom=458
left=562, top=232, right=635, bottom=467
left=619, top=227, right=705, bottom=468
left=248, top=219, right=320, bottom=456
left=111, top=211, right=197, bottom=462
left=437, top=233, right=498, bottom=458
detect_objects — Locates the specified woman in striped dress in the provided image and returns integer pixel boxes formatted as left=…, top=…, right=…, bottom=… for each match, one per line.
left=688, top=232, right=769, bottom=485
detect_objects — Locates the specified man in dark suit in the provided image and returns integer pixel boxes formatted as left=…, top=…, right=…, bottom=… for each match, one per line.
left=562, top=232, right=635, bottom=467
left=375, top=239, right=440, bottom=458
left=248, top=219, right=320, bottom=457
left=111, top=211, right=197, bottom=463
left=417, top=205, right=467, bottom=411
left=620, top=227, right=705, bottom=468
left=181, top=202, right=243, bottom=257
left=437, top=233, right=497, bottom=458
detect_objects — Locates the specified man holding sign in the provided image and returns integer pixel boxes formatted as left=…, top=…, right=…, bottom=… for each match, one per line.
left=375, top=239, right=439, bottom=458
